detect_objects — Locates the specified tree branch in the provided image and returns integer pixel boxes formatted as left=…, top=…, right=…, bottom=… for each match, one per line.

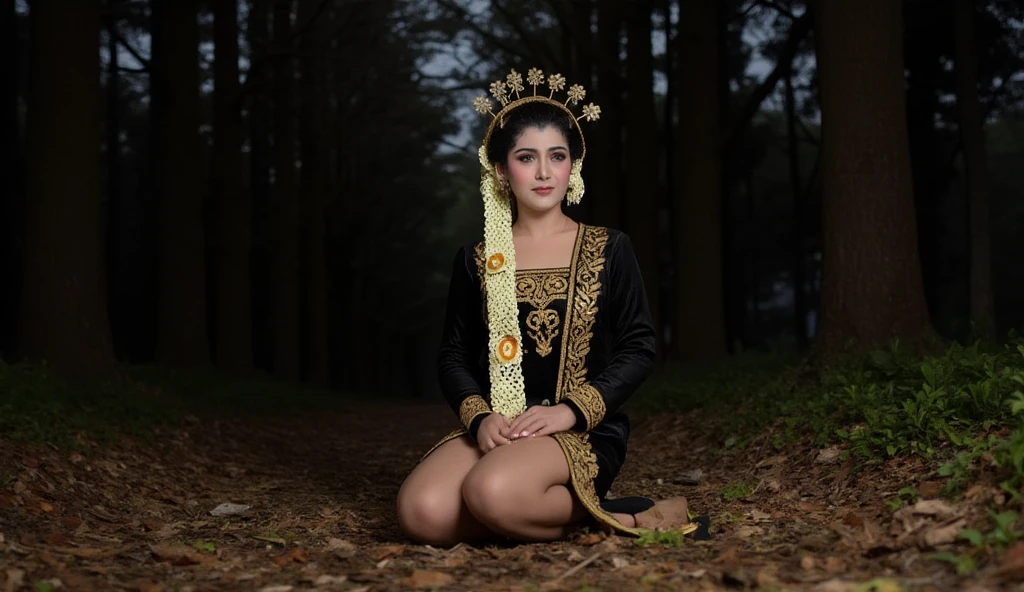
left=109, top=23, right=150, bottom=69
left=720, top=13, right=812, bottom=148
left=435, top=0, right=534, bottom=63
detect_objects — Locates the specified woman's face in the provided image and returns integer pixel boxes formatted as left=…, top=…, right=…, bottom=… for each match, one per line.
left=500, top=125, right=572, bottom=215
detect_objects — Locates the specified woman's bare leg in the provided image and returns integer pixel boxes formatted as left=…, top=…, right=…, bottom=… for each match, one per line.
left=397, top=436, right=495, bottom=546
left=461, top=436, right=590, bottom=542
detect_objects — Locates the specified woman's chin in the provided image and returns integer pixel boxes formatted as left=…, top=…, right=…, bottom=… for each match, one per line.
left=516, top=196, right=565, bottom=215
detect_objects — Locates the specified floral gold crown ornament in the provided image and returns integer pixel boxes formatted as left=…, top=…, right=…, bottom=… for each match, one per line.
left=473, top=68, right=601, bottom=419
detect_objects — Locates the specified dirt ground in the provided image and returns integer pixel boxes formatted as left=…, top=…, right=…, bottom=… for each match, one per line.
left=0, top=402, right=1018, bottom=591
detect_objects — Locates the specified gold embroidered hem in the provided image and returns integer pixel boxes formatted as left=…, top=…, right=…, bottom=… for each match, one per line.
left=459, top=395, right=491, bottom=430
left=566, top=384, right=607, bottom=430
left=420, top=428, right=468, bottom=461
left=551, top=431, right=641, bottom=537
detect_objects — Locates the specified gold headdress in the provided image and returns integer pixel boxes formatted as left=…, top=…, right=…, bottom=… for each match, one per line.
left=473, top=68, right=601, bottom=418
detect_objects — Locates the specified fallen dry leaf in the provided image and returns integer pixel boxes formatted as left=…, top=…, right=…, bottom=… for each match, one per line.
left=373, top=544, right=404, bottom=561
left=405, top=570, right=454, bottom=588
left=4, top=569, right=25, bottom=592
left=917, top=480, right=942, bottom=499
left=611, top=556, right=629, bottom=569
left=816, top=447, right=842, bottom=464
left=576, top=532, right=604, bottom=546
left=39, top=501, right=53, bottom=512
left=920, top=518, right=966, bottom=548
left=327, top=537, right=356, bottom=557
left=800, top=555, right=815, bottom=571
left=259, top=586, right=294, bottom=592
left=272, top=547, right=308, bottom=567
left=1000, top=541, right=1024, bottom=581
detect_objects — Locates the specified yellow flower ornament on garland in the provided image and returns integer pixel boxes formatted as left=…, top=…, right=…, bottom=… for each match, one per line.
left=473, top=68, right=601, bottom=419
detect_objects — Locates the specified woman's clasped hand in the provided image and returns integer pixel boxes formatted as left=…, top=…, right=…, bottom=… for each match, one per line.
left=474, top=404, right=577, bottom=454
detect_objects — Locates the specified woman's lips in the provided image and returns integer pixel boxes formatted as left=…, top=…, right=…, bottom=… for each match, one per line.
left=533, top=187, right=554, bottom=196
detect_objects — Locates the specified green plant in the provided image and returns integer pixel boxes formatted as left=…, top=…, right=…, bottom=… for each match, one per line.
left=721, top=482, right=754, bottom=502
left=635, top=529, right=687, bottom=548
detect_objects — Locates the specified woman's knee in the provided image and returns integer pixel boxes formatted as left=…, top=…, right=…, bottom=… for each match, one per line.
left=461, top=465, right=521, bottom=529
left=396, top=480, right=460, bottom=545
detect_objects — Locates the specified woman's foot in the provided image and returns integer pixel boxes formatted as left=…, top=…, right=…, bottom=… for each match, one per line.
left=633, top=497, right=689, bottom=531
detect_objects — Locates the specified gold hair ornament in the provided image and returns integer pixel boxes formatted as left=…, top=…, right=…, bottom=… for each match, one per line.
left=473, top=68, right=600, bottom=418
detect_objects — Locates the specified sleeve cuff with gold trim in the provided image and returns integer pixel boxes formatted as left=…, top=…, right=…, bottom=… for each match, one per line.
left=459, top=395, right=491, bottom=432
left=564, top=384, right=607, bottom=431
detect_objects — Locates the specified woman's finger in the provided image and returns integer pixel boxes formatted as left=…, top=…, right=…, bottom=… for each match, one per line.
left=514, top=418, right=546, bottom=438
left=507, top=408, right=536, bottom=434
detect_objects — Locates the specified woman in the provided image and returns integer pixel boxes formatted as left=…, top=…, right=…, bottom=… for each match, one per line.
left=397, top=69, right=693, bottom=545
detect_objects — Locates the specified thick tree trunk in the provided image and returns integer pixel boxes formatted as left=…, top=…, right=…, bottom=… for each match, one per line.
left=591, top=0, right=622, bottom=229
left=625, top=0, right=662, bottom=355
left=151, top=0, right=209, bottom=366
left=299, top=0, right=329, bottom=385
left=20, top=0, right=117, bottom=377
left=814, top=0, right=932, bottom=353
left=270, top=0, right=301, bottom=380
left=674, top=0, right=726, bottom=360
left=953, top=0, right=994, bottom=334
left=212, top=0, right=254, bottom=373
left=1, top=0, right=22, bottom=357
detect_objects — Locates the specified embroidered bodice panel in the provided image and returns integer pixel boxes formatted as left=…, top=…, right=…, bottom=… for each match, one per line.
left=515, top=268, right=569, bottom=406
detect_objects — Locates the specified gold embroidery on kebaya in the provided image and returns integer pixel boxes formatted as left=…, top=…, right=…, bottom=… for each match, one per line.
left=525, top=309, right=560, bottom=357
left=459, top=395, right=491, bottom=429
left=555, top=225, right=608, bottom=403
left=566, top=384, right=607, bottom=430
left=517, top=271, right=569, bottom=358
left=552, top=431, right=641, bottom=536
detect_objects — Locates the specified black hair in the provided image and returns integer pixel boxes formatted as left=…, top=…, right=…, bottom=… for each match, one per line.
left=485, top=101, right=584, bottom=166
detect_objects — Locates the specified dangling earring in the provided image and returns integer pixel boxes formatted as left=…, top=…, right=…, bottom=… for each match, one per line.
left=565, top=159, right=584, bottom=205
left=498, top=175, right=511, bottom=197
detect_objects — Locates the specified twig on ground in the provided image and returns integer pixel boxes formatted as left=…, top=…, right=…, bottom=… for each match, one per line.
left=549, top=551, right=603, bottom=582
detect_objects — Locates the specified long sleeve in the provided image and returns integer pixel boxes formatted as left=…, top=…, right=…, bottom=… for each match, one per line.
left=437, top=246, right=492, bottom=436
left=564, top=234, right=656, bottom=431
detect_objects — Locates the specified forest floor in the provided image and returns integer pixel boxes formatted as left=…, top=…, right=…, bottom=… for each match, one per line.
left=1, top=397, right=1019, bottom=592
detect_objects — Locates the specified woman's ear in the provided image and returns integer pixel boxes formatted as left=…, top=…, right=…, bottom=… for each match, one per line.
left=495, top=163, right=507, bottom=179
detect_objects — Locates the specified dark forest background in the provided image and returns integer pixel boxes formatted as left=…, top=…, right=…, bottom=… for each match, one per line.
left=1, top=0, right=1022, bottom=399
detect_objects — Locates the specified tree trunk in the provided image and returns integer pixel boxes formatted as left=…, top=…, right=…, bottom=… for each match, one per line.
left=813, top=0, right=932, bottom=353
left=591, top=0, right=622, bottom=229
left=625, top=0, right=662, bottom=356
left=151, top=0, right=209, bottom=366
left=1, top=0, right=22, bottom=357
left=270, top=0, right=300, bottom=380
left=299, top=0, right=329, bottom=385
left=953, top=0, right=994, bottom=335
left=784, top=66, right=807, bottom=348
left=248, top=0, right=273, bottom=371
left=212, top=0, right=254, bottom=373
left=20, top=0, right=117, bottom=377
left=674, top=0, right=726, bottom=360
left=104, top=3, right=123, bottom=357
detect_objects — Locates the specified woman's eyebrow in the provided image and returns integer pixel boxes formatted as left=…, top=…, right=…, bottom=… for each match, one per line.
left=513, top=146, right=568, bottom=153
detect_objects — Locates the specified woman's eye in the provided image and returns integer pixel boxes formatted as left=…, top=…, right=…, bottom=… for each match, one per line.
left=518, top=155, right=534, bottom=162
left=552, top=153, right=566, bottom=161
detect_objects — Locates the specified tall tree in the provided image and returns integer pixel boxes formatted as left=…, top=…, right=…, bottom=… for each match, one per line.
left=151, top=0, right=209, bottom=366
left=591, top=0, right=623, bottom=229
left=270, top=0, right=300, bottom=380
left=20, top=0, right=117, bottom=377
left=953, top=0, right=994, bottom=333
left=248, top=0, right=273, bottom=370
left=299, top=0, right=329, bottom=385
left=1, top=0, right=21, bottom=357
left=212, top=0, right=254, bottom=372
left=813, top=0, right=932, bottom=352
left=674, top=0, right=726, bottom=360
left=625, top=0, right=662, bottom=354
